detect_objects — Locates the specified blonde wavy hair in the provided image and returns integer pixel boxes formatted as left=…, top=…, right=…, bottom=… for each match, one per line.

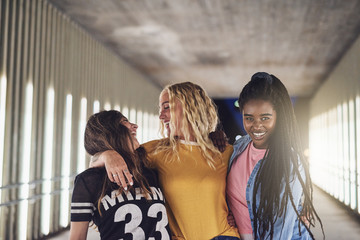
left=156, top=82, right=222, bottom=169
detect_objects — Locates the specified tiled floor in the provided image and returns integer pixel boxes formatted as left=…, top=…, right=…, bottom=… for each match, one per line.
left=51, top=187, right=360, bottom=240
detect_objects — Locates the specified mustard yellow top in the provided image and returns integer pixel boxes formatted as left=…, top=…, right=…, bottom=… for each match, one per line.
left=143, top=139, right=239, bottom=240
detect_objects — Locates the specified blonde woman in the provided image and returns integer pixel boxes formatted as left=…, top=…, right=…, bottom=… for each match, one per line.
left=93, top=82, right=240, bottom=240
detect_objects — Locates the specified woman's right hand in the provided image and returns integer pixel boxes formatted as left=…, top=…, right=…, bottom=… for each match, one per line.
left=209, top=130, right=228, bottom=152
left=97, top=150, right=134, bottom=189
left=227, top=210, right=236, bottom=227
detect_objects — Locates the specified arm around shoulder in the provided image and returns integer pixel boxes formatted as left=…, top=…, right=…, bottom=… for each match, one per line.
left=89, top=150, right=134, bottom=189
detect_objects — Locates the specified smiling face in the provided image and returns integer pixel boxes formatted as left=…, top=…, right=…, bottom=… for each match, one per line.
left=242, top=99, right=277, bottom=149
left=159, top=90, right=184, bottom=138
left=120, top=117, right=140, bottom=150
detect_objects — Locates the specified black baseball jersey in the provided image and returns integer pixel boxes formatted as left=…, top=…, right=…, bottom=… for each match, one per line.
left=71, top=166, right=171, bottom=240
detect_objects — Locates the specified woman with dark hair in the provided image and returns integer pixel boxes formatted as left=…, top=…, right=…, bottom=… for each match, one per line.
left=69, top=110, right=171, bottom=240
left=227, top=72, right=323, bottom=240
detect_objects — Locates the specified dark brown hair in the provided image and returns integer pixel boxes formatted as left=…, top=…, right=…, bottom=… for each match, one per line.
left=84, top=110, right=151, bottom=215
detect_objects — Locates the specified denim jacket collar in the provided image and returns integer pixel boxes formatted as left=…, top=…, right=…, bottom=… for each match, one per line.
left=227, top=135, right=252, bottom=173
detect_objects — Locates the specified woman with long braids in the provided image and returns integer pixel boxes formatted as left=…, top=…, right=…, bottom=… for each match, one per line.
left=70, top=110, right=171, bottom=240
left=226, top=72, right=323, bottom=239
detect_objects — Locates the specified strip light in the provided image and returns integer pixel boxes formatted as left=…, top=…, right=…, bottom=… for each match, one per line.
left=60, top=94, right=72, bottom=227
left=41, top=88, right=55, bottom=235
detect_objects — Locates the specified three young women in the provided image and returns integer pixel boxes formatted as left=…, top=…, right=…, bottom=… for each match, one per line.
left=92, top=76, right=323, bottom=239
left=70, top=110, right=171, bottom=240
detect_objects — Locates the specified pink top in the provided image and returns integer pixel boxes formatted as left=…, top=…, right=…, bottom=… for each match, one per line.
left=226, top=141, right=266, bottom=234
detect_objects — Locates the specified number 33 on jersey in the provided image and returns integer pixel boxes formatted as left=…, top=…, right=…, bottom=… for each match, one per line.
left=71, top=168, right=171, bottom=240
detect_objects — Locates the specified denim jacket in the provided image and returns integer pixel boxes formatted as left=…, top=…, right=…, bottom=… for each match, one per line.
left=228, top=135, right=310, bottom=240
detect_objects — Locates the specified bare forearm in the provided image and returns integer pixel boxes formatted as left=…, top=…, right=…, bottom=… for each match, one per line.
left=70, top=222, right=89, bottom=240
left=89, top=152, right=103, bottom=168
left=89, top=150, right=133, bottom=188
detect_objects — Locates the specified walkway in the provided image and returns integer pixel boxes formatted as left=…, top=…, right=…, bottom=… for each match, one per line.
left=311, top=187, right=360, bottom=239
left=51, top=187, right=360, bottom=240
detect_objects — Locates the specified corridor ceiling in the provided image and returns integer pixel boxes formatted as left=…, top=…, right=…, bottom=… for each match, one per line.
left=49, top=0, right=360, bottom=98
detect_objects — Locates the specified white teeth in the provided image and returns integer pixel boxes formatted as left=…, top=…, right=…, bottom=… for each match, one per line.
left=253, top=132, right=265, bottom=137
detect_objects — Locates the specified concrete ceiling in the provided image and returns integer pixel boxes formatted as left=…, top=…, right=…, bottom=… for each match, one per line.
left=48, top=0, right=360, bottom=98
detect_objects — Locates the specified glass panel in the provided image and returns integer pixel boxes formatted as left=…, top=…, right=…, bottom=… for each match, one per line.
left=0, top=75, right=7, bottom=208
left=342, top=102, right=350, bottom=205
left=143, top=112, right=149, bottom=142
left=18, top=82, right=33, bottom=239
left=356, top=95, right=360, bottom=213
left=60, top=94, right=72, bottom=227
left=309, top=103, right=353, bottom=206
left=122, top=106, right=129, bottom=118
left=337, top=104, right=344, bottom=202
left=330, top=108, right=339, bottom=198
left=104, top=102, right=111, bottom=110
left=152, top=113, right=160, bottom=139
left=129, top=108, right=136, bottom=123
left=93, top=100, right=100, bottom=113
left=349, top=99, right=356, bottom=210
left=137, top=110, right=143, bottom=144
left=77, top=97, right=87, bottom=172
left=114, top=104, right=120, bottom=111
left=41, top=88, right=55, bottom=235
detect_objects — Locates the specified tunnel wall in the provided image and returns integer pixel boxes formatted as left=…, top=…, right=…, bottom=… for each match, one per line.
left=0, top=0, right=162, bottom=239
left=309, top=33, right=360, bottom=215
